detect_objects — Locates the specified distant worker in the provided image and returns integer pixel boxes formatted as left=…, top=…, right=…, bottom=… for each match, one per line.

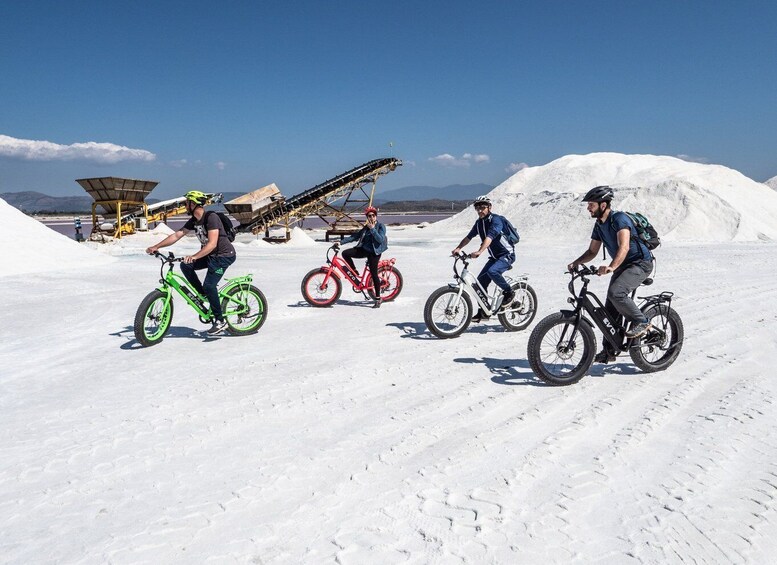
left=336, top=206, right=388, bottom=308
left=452, top=195, right=516, bottom=322
left=567, top=185, right=654, bottom=363
left=146, top=190, right=236, bottom=335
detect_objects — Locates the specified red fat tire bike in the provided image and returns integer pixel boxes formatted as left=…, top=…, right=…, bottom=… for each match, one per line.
left=301, top=244, right=403, bottom=307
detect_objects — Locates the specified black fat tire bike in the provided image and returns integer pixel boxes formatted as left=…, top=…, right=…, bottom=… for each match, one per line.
left=527, top=265, right=683, bottom=385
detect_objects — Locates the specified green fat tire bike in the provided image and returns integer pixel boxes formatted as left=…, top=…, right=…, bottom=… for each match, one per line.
left=134, top=252, right=268, bottom=347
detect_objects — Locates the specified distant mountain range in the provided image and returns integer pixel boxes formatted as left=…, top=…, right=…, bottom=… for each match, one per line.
left=1, top=184, right=493, bottom=213
left=375, top=183, right=492, bottom=202
left=0, top=191, right=108, bottom=213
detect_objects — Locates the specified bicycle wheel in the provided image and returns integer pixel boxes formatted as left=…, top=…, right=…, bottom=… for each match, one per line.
left=424, top=287, right=473, bottom=339
left=133, top=290, right=174, bottom=347
left=301, top=268, right=342, bottom=307
left=527, top=312, right=596, bottom=385
left=498, top=283, right=538, bottom=331
left=221, top=284, right=267, bottom=335
left=367, top=266, right=404, bottom=301
left=629, top=305, right=684, bottom=372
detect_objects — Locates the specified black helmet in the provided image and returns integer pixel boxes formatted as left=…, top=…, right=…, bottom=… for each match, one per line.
left=582, top=185, right=614, bottom=203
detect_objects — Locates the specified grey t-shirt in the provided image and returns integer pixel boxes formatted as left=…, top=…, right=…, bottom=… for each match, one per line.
left=183, top=212, right=236, bottom=257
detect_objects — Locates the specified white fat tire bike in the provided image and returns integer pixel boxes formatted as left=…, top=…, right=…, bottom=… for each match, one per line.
left=424, top=252, right=538, bottom=339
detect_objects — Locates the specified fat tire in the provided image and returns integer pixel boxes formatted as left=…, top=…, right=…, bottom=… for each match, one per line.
left=301, top=268, right=342, bottom=307
left=221, top=284, right=268, bottom=336
left=133, top=289, right=173, bottom=347
left=527, top=312, right=596, bottom=385
left=629, top=305, right=684, bottom=372
left=424, top=287, right=473, bottom=339
left=498, top=283, right=538, bottom=331
left=368, top=266, right=404, bottom=301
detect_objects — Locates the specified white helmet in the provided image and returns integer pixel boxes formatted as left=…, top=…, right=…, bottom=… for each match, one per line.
left=473, top=195, right=492, bottom=207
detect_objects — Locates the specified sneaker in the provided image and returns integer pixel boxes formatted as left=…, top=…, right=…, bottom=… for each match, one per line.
left=594, top=349, right=617, bottom=364
left=472, top=310, right=490, bottom=323
left=625, top=321, right=652, bottom=339
left=372, top=297, right=382, bottom=309
left=207, top=319, right=228, bottom=335
left=501, top=290, right=515, bottom=309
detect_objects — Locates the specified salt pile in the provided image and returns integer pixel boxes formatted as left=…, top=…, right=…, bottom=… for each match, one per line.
left=433, top=153, right=777, bottom=243
left=0, top=198, right=115, bottom=276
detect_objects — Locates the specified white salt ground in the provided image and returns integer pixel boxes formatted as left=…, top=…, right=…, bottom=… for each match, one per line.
left=1, top=153, right=776, bottom=563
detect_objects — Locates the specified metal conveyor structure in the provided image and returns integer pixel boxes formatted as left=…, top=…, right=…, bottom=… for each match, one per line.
left=228, top=157, right=402, bottom=239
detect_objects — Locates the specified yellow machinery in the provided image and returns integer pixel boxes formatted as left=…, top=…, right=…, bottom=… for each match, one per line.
left=76, top=177, right=220, bottom=239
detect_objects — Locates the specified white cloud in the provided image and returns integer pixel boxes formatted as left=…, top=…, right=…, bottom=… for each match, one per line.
left=676, top=154, right=709, bottom=164
left=0, top=134, right=156, bottom=164
left=506, top=162, right=529, bottom=173
left=170, top=159, right=188, bottom=168
left=428, top=153, right=491, bottom=168
left=215, top=161, right=226, bottom=171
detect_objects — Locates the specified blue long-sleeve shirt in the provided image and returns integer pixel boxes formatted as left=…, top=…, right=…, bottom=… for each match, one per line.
left=466, top=213, right=514, bottom=259
left=342, top=222, right=388, bottom=255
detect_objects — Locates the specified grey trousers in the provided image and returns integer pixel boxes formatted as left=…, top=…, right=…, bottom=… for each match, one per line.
left=606, top=260, right=653, bottom=324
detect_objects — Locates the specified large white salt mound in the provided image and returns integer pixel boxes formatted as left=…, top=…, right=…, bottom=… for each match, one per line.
left=433, top=153, right=777, bottom=243
left=0, top=198, right=115, bottom=276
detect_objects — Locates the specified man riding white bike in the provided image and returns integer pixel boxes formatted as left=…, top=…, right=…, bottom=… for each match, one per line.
left=452, top=195, right=516, bottom=323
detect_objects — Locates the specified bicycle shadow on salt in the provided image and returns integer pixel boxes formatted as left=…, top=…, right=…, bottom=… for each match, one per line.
left=386, top=321, right=434, bottom=339
left=386, top=322, right=505, bottom=340
left=287, top=299, right=377, bottom=309
left=455, top=354, right=643, bottom=385
left=454, top=356, right=548, bottom=386
left=111, top=326, right=222, bottom=349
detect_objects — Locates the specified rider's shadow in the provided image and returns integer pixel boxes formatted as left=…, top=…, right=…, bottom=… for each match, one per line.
left=386, top=321, right=433, bottom=339
left=111, top=325, right=220, bottom=349
left=454, top=356, right=547, bottom=386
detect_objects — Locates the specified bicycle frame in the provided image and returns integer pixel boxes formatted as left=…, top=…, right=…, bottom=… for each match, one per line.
left=560, top=266, right=673, bottom=352
left=320, top=246, right=395, bottom=296
left=449, top=252, right=528, bottom=316
left=153, top=252, right=254, bottom=321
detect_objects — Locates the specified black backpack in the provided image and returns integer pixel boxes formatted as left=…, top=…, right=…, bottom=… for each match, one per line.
left=624, top=212, right=660, bottom=250
left=204, top=211, right=237, bottom=242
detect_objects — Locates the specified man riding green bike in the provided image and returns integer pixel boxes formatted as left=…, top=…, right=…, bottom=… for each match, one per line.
left=146, top=190, right=236, bottom=335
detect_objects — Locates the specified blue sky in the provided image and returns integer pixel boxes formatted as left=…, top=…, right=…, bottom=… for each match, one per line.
left=1, top=0, right=776, bottom=199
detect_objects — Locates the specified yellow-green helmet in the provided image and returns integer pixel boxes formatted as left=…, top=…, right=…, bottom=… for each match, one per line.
left=184, top=190, right=208, bottom=205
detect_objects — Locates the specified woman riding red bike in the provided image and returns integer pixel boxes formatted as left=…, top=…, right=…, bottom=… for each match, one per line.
left=339, top=206, right=388, bottom=308
left=301, top=207, right=403, bottom=308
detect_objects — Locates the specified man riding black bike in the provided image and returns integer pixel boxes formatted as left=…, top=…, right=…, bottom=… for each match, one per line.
left=567, top=185, right=654, bottom=363
left=452, top=195, right=516, bottom=323
left=146, top=190, right=237, bottom=335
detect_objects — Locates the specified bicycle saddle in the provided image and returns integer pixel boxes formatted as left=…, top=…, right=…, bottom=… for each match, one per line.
left=642, top=278, right=653, bottom=286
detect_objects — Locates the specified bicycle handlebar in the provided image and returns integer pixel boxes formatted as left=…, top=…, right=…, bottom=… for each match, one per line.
left=152, top=251, right=184, bottom=263
left=570, top=264, right=598, bottom=277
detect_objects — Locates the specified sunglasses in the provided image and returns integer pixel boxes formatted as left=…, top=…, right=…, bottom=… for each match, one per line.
left=474, top=205, right=489, bottom=210
left=366, top=213, right=377, bottom=217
